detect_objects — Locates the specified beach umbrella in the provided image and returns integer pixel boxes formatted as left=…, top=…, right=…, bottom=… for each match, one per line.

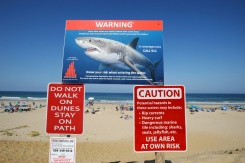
left=190, top=105, right=201, bottom=110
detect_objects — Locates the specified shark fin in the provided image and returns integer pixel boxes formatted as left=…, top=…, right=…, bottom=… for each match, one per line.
left=148, top=59, right=161, bottom=82
left=128, top=37, right=139, bottom=49
left=153, top=59, right=161, bottom=68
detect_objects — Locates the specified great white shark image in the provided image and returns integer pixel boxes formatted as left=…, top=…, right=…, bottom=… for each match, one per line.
left=75, top=37, right=161, bottom=85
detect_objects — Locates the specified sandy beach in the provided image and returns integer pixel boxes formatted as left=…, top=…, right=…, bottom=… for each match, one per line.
left=0, top=100, right=245, bottom=163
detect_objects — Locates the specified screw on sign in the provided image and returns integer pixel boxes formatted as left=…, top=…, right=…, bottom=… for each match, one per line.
left=134, top=85, right=187, bottom=152
left=46, top=83, right=84, bottom=135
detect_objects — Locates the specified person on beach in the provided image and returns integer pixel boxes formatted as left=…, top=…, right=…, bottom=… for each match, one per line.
left=1, top=102, right=4, bottom=108
left=32, top=102, right=36, bottom=109
left=27, top=104, right=31, bottom=111
left=9, top=107, right=14, bottom=113
left=13, top=105, right=18, bottom=112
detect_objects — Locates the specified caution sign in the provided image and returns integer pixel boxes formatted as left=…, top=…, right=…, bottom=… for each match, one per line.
left=134, top=85, right=187, bottom=152
left=46, top=83, right=84, bottom=134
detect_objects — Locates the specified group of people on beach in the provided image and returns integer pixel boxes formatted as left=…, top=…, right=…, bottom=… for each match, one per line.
left=115, top=105, right=133, bottom=120
left=0, top=101, right=45, bottom=113
left=116, top=105, right=133, bottom=112
left=189, top=105, right=244, bottom=113
left=120, top=114, right=133, bottom=120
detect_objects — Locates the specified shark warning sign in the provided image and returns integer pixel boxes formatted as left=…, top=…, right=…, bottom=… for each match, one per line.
left=62, top=20, right=164, bottom=85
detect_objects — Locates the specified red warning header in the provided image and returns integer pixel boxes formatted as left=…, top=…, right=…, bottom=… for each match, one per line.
left=66, top=20, right=163, bottom=31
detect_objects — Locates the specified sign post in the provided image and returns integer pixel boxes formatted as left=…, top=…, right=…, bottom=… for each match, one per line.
left=46, top=83, right=84, bottom=135
left=155, top=152, right=165, bottom=163
left=134, top=85, right=187, bottom=153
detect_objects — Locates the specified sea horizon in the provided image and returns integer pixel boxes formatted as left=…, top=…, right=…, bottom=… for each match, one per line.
left=0, top=91, right=245, bottom=105
left=1, top=90, right=245, bottom=94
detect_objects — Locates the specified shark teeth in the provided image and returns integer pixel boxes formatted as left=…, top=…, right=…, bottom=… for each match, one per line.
left=86, top=47, right=98, bottom=52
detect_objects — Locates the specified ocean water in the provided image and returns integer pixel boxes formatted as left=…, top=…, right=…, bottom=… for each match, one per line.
left=0, top=91, right=245, bottom=105
left=0, top=91, right=47, bottom=101
left=186, top=93, right=245, bottom=105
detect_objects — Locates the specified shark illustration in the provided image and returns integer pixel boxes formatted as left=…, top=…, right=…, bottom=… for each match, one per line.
left=75, top=37, right=161, bottom=85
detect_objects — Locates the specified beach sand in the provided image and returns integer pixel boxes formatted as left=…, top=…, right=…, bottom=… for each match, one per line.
left=0, top=101, right=245, bottom=163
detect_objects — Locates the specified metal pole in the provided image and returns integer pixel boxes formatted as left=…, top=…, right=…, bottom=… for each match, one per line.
left=155, top=152, right=165, bottom=163
left=154, top=82, right=165, bottom=162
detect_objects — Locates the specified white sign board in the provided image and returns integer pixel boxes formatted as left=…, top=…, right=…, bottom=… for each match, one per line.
left=49, top=137, right=76, bottom=163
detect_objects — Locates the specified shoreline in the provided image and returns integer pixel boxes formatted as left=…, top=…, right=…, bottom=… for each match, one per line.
left=1, top=99, right=245, bottom=106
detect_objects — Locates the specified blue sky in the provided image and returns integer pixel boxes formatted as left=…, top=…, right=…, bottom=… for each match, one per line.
left=0, top=0, right=245, bottom=93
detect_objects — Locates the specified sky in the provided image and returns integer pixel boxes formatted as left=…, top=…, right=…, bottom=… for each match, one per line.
left=0, top=0, right=245, bottom=93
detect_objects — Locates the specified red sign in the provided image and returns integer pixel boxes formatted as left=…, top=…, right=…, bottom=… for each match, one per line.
left=46, top=83, right=84, bottom=134
left=66, top=20, right=163, bottom=30
left=134, top=85, right=187, bottom=152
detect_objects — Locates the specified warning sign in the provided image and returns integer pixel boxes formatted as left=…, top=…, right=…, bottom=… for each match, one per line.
left=62, top=20, right=164, bottom=85
left=49, top=137, right=76, bottom=163
left=46, top=83, right=84, bottom=134
left=134, top=85, right=187, bottom=152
